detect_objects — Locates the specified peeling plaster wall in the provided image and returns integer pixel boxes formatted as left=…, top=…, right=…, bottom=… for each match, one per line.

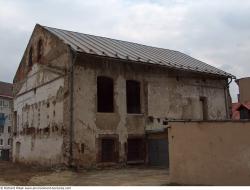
left=12, top=25, right=70, bottom=166
left=13, top=65, right=64, bottom=166
left=148, top=77, right=227, bottom=119
left=71, top=56, right=228, bottom=167
left=12, top=25, right=229, bottom=167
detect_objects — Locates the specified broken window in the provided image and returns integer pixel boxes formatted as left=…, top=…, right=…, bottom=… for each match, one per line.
left=97, top=76, right=114, bottom=112
left=28, top=47, right=33, bottom=67
left=127, top=138, right=145, bottom=162
left=37, top=39, right=43, bottom=61
left=200, top=97, right=208, bottom=120
left=101, top=138, right=116, bottom=162
left=126, top=80, right=141, bottom=113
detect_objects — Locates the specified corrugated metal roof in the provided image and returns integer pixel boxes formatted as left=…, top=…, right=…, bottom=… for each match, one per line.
left=0, top=81, right=13, bottom=98
left=43, top=25, right=234, bottom=78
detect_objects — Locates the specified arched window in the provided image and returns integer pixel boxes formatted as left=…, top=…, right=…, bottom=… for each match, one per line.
left=28, top=47, right=33, bottom=67
left=126, top=80, right=141, bottom=113
left=37, top=39, right=43, bottom=61
left=97, top=76, right=114, bottom=112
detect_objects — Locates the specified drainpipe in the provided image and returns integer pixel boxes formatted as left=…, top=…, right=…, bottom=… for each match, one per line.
left=69, top=47, right=77, bottom=167
left=224, top=77, right=233, bottom=119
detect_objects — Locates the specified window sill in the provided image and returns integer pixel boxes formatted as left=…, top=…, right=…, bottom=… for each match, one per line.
left=96, top=112, right=116, bottom=115
left=127, top=113, right=144, bottom=116
left=127, top=160, right=145, bottom=164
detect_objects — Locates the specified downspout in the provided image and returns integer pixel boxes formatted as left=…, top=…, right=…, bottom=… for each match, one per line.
left=69, top=47, right=77, bottom=167
left=224, top=77, right=233, bottom=119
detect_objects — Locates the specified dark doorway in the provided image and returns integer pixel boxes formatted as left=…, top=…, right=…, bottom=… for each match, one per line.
left=127, top=138, right=145, bottom=162
left=101, top=138, right=116, bottom=162
left=200, top=96, right=208, bottom=120
left=148, top=139, right=169, bottom=167
left=126, top=80, right=141, bottom=113
left=97, top=76, right=114, bottom=112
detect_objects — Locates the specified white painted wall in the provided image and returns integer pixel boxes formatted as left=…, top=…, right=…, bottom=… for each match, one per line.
left=13, top=64, right=65, bottom=166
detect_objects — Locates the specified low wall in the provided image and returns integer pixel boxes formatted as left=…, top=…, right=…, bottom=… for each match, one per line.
left=168, top=121, right=250, bottom=185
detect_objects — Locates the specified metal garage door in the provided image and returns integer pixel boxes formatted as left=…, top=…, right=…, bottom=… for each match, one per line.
left=149, top=139, right=169, bottom=167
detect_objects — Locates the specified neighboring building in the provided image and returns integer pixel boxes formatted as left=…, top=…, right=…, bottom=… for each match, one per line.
left=232, top=102, right=250, bottom=120
left=12, top=24, right=234, bottom=168
left=232, top=102, right=240, bottom=120
left=236, top=77, right=250, bottom=103
left=231, top=77, right=250, bottom=120
left=0, top=81, right=13, bottom=161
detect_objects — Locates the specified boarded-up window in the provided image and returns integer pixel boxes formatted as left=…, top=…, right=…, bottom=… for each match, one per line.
left=97, top=76, right=114, bottom=112
left=101, top=138, right=115, bottom=162
left=127, top=138, right=145, bottom=162
left=126, top=80, right=141, bottom=113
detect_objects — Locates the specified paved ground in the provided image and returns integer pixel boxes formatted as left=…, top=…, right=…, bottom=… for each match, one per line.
left=0, top=161, right=169, bottom=186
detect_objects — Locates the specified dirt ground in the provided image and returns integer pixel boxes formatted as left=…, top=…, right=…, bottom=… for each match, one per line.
left=0, top=161, right=169, bottom=186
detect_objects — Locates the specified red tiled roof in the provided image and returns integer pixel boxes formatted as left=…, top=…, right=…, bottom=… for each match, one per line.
left=0, top=81, right=13, bottom=98
left=238, top=102, right=250, bottom=110
left=232, top=101, right=250, bottom=120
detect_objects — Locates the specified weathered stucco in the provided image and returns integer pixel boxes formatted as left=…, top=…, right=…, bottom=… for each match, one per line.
left=70, top=55, right=229, bottom=167
left=168, top=121, right=250, bottom=185
left=13, top=24, right=231, bottom=168
left=12, top=25, right=70, bottom=166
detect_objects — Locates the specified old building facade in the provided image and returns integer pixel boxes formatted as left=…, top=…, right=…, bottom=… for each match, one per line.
left=0, top=81, right=13, bottom=160
left=232, top=77, right=250, bottom=120
left=12, top=24, right=234, bottom=167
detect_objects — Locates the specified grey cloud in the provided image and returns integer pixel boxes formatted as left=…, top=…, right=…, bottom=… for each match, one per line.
left=0, top=0, right=249, bottom=102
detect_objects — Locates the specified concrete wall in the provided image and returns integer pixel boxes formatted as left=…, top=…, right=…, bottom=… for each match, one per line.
left=71, top=55, right=229, bottom=167
left=168, top=121, right=250, bottom=185
left=237, top=77, right=250, bottom=103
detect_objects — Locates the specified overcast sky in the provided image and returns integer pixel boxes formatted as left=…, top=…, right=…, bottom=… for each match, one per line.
left=1, top=0, right=250, bottom=102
